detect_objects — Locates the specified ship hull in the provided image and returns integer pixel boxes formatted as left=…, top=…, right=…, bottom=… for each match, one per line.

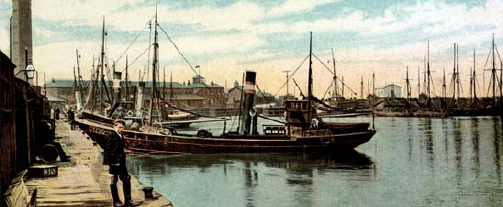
left=75, top=118, right=376, bottom=154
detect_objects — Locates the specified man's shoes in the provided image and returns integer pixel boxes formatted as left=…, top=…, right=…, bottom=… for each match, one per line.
left=121, top=200, right=144, bottom=207
left=123, top=200, right=134, bottom=207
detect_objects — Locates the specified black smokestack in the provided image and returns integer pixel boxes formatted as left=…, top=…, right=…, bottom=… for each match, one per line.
left=241, top=71, right=256, bottom=135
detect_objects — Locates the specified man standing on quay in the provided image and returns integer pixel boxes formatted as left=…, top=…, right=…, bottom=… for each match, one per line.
left=104, top=119, right=134, bottom=207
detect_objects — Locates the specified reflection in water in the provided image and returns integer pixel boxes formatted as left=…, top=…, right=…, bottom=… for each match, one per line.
left=453, top=118, right=463, bottom=194
left=423, top=118, right=434, bottom=171
left=471, top=118, right=480, bottom=177
left=442, top=118, right=449, bottom=166
left=493, top=119, right=502, bottom=186
left=128, top=117, right=503, bottom=207
left=128, top=151, right=374, bottom=207
left=244, top=162, right=257, bottom=207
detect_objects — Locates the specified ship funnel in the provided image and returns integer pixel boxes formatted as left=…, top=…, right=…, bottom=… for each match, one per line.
left=241, top=71, right=256, bottom=135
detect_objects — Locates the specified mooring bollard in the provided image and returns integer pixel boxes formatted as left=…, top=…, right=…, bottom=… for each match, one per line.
left=143, top=187, right=154, bottom=199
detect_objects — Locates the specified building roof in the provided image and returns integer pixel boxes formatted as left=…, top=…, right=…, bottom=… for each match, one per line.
left=376, top=84, right=402, bottom=90
left=228, top=86, right=275, bottom=98
left=128, top=81, right=185, bottom=88
left=171, top=94, right=205, bottom=100
left=141, top=92, right=205, bottom=101
left=0, top=50, right=16, bottom=69
left=188, top=82, right=223, bottom=88
left=45, top=79, right=223, bottom=88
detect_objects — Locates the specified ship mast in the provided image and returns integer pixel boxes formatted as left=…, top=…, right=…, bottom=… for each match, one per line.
left=307, top=32, right=313, bottom=124
left=283, top=70, right=290, bottom=97
left=452, top=43, right=457, bottom=102
left=470, top=66, right=473, bottom=101
left=148, top=7, right=159, bottom=125
left=372, top=72, right=375, bottom=96
left=360, top=76, right=363, bottom=99
left=406, top=66, right=411, bottom=100
left=492, top=34, right=496, bottom=105
left=442, top=68, right=446, bottom=100
left=100, top=17, right=106, bottom=114
left=456, top=44, right=460, bottom=100
left=73, top=66, right=77, bottom=88
left=473, top=50, right=477, bottom=101
left=163, top=67, right=166, bottom=100
left=423, top=56, right=426, bottom=95
left=427, top=41, right=431, bottom=105
left=332, top=48, right=337, bottom=99
left=169, top=70, right=173, bottom=102
left=76, top=49, right=82, bottom=92
left=125, top=55, right=129, bottom=101
left=417, top=66, right=420, bottom=97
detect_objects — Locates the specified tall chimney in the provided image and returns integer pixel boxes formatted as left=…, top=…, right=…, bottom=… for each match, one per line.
left=241, top=71, right=256, bottom=135
left=12, top=0, right=33, bottom=84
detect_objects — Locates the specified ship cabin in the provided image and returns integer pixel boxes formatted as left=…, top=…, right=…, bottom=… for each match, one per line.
left=284, top=99, right=311, bottom=125
left=284, top=99, right=314, bottom=136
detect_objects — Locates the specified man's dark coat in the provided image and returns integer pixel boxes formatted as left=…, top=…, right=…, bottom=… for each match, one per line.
left=103, top=131, right=126, bottom=166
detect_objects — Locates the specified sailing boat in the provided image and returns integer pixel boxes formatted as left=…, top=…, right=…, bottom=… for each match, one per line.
left=75, top=31, right=376, bottom=153
left=77, top=15, right=220, bottom=129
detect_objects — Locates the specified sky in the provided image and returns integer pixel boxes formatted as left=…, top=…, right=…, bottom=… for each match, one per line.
left=1, top=0, right=503, bottom=98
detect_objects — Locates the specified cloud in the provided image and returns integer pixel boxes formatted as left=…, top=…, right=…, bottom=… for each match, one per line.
left=32, top=0, right=266, bottom=32
left=268, top=0, right=342, bottom=17
left=169, top=33, right=264, bottom=55
left=32, top=0, right=147, bottom=28
left=33, top=31, right=265, bottom=80
left=158, top=1, right=265, bottom=31
left=34, top=26, right=57, bottom=40
left=257, top=0, right=503, bottom=38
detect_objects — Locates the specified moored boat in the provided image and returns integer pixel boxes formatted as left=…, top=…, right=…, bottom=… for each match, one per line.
left=75, top=117, right=375, bottom=153
left=76, top=31, right=376, bottom=154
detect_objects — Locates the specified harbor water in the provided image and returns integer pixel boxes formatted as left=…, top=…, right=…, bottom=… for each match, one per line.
left=127, top=116, right=503, bottom=207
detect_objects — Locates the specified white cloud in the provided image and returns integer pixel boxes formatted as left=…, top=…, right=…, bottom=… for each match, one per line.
left=32, top=0, right=147, bottom=28
left=268, top=0, right=342, bottom=17
left=32, top=0, right=266, bottom=32
left=157, top=1, right=265, bottom=32
left=257, top=0, right=503, bottom=38
left=171, top=33, right=263, bottom=55
left=34, top=26, right=57, bottom=40
left=33, top=31, right=264, bottom=80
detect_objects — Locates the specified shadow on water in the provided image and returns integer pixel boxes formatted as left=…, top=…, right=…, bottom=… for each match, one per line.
left=127, top=151, right=375, bottom=207
left=128, top=151, right=374, bottom=174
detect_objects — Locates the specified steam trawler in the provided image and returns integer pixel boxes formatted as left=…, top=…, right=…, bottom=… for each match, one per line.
left=75, top=30, right=376, bottom=154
